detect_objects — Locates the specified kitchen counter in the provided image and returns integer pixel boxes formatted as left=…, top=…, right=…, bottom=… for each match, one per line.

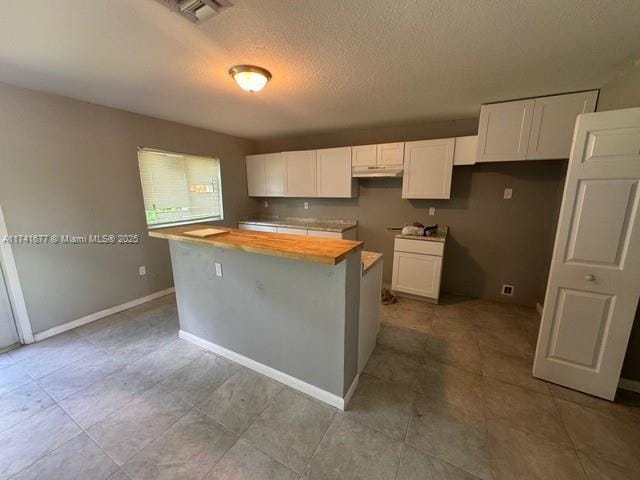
left=361, top=251, right=383, bottom=274
left=149, top=225, right=362, bottom=265
left=238, top=216, right=357, bottom=233
left=395, top=226, right=449, bottom=243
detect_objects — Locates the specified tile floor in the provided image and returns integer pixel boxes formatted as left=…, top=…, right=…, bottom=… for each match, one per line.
left=1, top=293, right=639, bottom=479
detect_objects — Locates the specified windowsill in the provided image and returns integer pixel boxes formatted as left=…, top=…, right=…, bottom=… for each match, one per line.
left=147, top=216, right=223, bottom=230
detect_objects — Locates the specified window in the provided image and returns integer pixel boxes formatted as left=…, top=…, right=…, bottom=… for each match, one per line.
left=137, top=148, right=223, bottom=228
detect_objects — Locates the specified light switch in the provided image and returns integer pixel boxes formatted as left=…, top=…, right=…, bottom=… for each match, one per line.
left=428, top=207, right=436, bottom=216
left=503, top=188, right=513, bottom=200
left=215, top=262, right=223, bottom=277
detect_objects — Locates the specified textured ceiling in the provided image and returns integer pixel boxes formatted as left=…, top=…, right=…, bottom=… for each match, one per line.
left=0, top=0, right=638, bottom=139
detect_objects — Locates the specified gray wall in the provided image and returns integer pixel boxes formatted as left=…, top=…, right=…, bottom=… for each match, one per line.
left=171, top=240, right=360, bottom=397
left=597, top=61, right=640, bottom=382
left=253, top=120, right=566, bottom=307
left=0, top=81, right=259, bottom=334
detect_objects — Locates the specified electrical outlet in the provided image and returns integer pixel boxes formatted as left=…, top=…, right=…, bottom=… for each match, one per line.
left=215, top=262, right=223, bottom=277
left=504, top=188, right=513, bottom=200
left=428, top=207, right=436, bottom=216
left=138, top=266, right=146, bottom=276
left=501, top=284, right=514, bottom=296
left=264, top=200, right=269, bottom=207
left=304, top=201, right=309, bottom=210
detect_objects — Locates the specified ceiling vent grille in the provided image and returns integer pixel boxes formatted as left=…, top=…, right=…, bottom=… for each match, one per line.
left=157, top=0, right=233, bottom=23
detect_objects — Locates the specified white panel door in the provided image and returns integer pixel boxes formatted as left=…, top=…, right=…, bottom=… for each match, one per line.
left=477, top=99, right=535, bottom=162
left=0, top=264, right=18, bottom=350
left=284, top=150, right=317, bottom=197
left=402, top=139, right=454, bottom=199
left=352, top=145, right=377, bottom=167
left=264, top=153, right=286, bottom=196
left=245, top=154, right=267, bottom=197
left=453, top=136, right=478, bottom=165
left=533, top=107, right=640, bottom=400
left=377, top=142, right=404, bottom=166
left=527, top=91, right=598, bottom=160
left=317, top=147, right=353, bottom=197
left=392, top=252, right=442, bottom=299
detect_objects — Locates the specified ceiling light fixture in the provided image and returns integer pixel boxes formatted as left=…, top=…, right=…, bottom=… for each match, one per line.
left=228, top=65, right=272, bottom=92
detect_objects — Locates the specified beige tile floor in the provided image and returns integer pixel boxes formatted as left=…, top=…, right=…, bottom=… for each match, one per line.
left=0, top=293, right=639, bottom=479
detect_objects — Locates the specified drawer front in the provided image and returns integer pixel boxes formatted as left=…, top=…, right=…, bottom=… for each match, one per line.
left=307, top=230, right=342, bottom=239
left=394, top=238, right=443, bottom=256
left=276, top=227, right=308, bottom=236
left=238, top=223, right=278, bottom=233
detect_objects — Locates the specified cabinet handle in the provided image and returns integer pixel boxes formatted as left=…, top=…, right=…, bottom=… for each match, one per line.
left=585, top=274, right=595, bottom=282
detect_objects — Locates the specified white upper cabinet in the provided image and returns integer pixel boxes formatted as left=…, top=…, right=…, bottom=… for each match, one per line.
left=477, top=91, right=598, bottom=162
left=477, top=99, right=535, bottom=162
left=264, top=152, right=286, bottom=196
left=317, top=147, right=355, bottom=198
left=527, top=91, right=598, bottom=160
left=377, top=142, right=404, bottom=166
left=246, top=154, right=267, bottom=197
left=284, top=150, right=317, bottom=197
left=352, top=143, right=404, bottom=168
left=402, top=139, right=454, bottom=199
left=453, top=136, right=478, bottom=165
left=352, top=144, right=377, bottom=167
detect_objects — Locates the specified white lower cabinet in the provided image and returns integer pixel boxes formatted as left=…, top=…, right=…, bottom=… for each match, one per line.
left=392, top=238, right=444, bottom=302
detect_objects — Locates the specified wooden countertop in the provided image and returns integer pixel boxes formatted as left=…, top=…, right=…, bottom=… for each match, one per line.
left=149, top=225, right=363, bottom=265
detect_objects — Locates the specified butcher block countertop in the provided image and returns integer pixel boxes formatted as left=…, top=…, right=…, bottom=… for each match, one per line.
left=149, top=225, right=363, bottom=265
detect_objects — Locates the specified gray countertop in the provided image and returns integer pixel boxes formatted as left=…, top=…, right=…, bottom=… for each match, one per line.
left=395, top=226, right=448, bottom=243
left=238, top=216, right=357, bottom=233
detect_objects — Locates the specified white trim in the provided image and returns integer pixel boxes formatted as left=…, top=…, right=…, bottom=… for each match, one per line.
left=0, top=205, right=34, bottom=344
left=536, top=302, right=543, bottom=316
left=179, top=329, right=356, bottom=410
left=34, top=288, right=175, bottom=342
left=619, top=377, right=640, bottom=394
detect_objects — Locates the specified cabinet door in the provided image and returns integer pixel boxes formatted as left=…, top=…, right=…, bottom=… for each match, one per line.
left=264, top=152, right=286, bottom=196
left=245, top=155, right=267, bottom=197
left=402, top=139, right=454, bottom=199
left=392, top=251, right=442, bottom=299
left=527, top=91, right=598, bottom=160
left=352, top=145, right=377, bottom=167
left=276, top=227, right=307, bottom=236
left=477, top=99, right=535, bottom=162
left=453, top=136, right=478, bottom=165
left=377, top=142, right=404, bottom=166
left=317, top=147, right=353, bottom=198
left=284, top=150, right=317, bottom=197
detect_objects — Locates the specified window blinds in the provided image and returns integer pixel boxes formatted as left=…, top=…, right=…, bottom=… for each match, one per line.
left=137, top=148, right=223, bottom=227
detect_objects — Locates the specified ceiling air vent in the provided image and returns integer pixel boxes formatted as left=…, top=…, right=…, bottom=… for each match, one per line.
left=157, top=0, right=233, bottom=23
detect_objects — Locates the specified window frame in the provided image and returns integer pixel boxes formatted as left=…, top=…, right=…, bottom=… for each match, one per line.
left=137, top=147, right=224, bottom=229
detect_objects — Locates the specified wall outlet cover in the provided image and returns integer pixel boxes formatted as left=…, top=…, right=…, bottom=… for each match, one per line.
left=501, top=284, right=514, bottom=296
left=264, top=200, right=269, bottom=207
left=138, top=266, right=146, bottom=276
left=428, top=207, right=436, bottom=216
left=304, top=201, right=309, bottom=209
left=504, top=188, right=513, bottom=199
left=214, top=262, right=223, bottom=277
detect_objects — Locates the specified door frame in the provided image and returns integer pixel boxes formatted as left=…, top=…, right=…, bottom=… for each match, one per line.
left=0, top=205, right=33, bottom=344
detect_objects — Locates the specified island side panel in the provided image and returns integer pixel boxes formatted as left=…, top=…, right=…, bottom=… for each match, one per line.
left=169, top=240, right=354, bottom=397
left=342, top=250, right=361, bottom=396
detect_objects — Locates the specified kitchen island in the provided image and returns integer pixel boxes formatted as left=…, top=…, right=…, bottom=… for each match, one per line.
left=149, top=225, right=376, bottom=409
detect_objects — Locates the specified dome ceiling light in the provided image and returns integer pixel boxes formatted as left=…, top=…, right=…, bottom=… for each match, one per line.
left=228, top=65, right=272, bottom=93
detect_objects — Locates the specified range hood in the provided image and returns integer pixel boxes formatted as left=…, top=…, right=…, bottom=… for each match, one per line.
left=352, top=165, right=403, bottom=178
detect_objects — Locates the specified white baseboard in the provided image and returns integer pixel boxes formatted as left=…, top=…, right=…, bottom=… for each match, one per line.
left=536, top=302, right=543, bottom=316
left=619, top=377, right=640, bottom=394
left=34, top=288, right=175, bottom=342
left=179, top=329, right=356, bottom=411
